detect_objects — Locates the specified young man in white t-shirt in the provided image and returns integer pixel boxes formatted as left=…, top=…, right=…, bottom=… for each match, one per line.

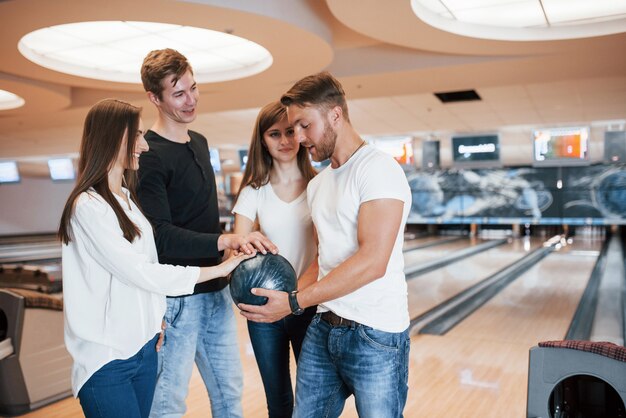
left=239, top=72, right=412, bottom=418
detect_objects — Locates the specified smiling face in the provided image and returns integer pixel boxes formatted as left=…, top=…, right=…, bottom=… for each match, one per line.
left=150, top=69, right=199, bottom=124
left=287, top=104, right=337, bottom=162
left=113, top=119, right=149, bottom=172
left=262, top=116, right=299, bottom=163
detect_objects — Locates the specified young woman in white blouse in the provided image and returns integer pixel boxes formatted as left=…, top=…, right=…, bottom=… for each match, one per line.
left=232, top=101, right=318, bottom=418
left=58, top=99, right=250, bottom=418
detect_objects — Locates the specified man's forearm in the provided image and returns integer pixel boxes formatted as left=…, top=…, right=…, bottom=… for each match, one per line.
left=297, top=257, right=319, bottom=290
left=154, top=222, right=221, bottom=259
left=297, top=249, right=388, bottom=309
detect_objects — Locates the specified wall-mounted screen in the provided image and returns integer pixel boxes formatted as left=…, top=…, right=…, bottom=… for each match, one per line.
left=533, top=126, right=590, bottom=167
left=367, top=136, right=414, bottom=166
left=604, top=130, right=626, bottom=164
left=0, top=161, right=20, bottom=184
left=209, top=148, right=221, bottom=172
left=452, top=134, right=500, bottom=168
left=48, top=158, right=75, bottom=181
left=311, top=158, right=331, bottom=170
left=238, top=149, right=248, bottom=171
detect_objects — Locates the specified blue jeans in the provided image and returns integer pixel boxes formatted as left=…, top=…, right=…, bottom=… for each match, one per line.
left=78, top=333, right=159, bottom=418
left=150, top=288, right=243, bottom=418
left=293, top=314, right=410, bottom=418
left=247, top=306, right=316, bottom=418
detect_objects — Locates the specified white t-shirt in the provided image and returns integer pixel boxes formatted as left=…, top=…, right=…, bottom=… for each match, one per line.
left=307, top=146, right=412, bottom=332
left=62, top=189, right=199, bottom=396
left=232, top=183, right=316, bottom=278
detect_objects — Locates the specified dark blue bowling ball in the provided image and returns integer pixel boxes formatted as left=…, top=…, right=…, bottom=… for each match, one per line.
left=229, top=253, right=297, bottom=305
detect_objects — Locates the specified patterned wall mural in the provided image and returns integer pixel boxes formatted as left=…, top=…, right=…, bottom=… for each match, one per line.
left=406, top=164, right=626, bottom=225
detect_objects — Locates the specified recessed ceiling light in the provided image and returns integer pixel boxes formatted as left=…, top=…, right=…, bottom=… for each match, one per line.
left=0, top=89, right=25, bottom=110
left=18, top=21, right=273, bottom=83
left=412, top=0, right=626, bottom=41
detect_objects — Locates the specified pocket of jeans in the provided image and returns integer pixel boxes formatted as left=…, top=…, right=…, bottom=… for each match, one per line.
left=357, top=326, right=400, bottom=352
left=310, top=313, right=322, bottom=325
left=165, top=298, right=184, bottom=327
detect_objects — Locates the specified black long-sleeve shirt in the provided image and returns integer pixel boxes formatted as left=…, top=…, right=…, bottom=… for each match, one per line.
left=137, top=130, right=227, bottom=294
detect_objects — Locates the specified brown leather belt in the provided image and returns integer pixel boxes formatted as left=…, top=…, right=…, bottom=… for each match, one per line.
left=321, top=311, right=360, bottom=327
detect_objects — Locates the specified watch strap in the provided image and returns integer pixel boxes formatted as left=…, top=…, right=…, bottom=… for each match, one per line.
left=288, top=290, right=304, bottom=315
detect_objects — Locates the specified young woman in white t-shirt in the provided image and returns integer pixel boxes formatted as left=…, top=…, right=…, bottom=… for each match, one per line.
left=232, top=101, right=318, bottom=418
left=58, top=99, right=251, bottom=418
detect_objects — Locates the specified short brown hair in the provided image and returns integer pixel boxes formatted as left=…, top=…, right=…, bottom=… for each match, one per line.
left=141, top=49, right=192, bottom=98
left=280, top=71, right=350, bottom=121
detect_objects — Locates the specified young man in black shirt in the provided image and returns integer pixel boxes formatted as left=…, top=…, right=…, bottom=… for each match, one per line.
left=138, top=48, right=276, bottom=418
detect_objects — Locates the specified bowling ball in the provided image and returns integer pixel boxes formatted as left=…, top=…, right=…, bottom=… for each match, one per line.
left=229, top=253, right=297, bottom=305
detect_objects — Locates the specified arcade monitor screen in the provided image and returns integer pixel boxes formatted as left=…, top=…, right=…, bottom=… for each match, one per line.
left=0, top=161, right=20, bottom=184
left=209, top=148, right=221, bottom=173
left=238, top=149, right=248, bottom=171
left=48, top=158, right=75, bottom=181
left=533, top=126, right=590, bottom=167
left=452, top=134, right=500, bottom=168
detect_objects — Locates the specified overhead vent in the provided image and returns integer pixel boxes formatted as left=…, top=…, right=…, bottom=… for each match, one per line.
left=434, top=90, right=481, bottom=103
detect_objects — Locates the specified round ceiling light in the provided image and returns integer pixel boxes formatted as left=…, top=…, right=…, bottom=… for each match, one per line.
left=18, top=21, right=273, bottom=83
left=0, top=89, right=25, bottom=110
left=411, top=0, right=626, bottom=41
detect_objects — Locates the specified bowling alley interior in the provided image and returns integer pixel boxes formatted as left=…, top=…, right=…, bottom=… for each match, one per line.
left=1, top=1, right=626, bottom=417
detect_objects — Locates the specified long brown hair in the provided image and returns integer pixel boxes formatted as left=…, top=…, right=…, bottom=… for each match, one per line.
left=58, top=99, right=142, bottom=244
left=236, top=101, right=317, bottom=201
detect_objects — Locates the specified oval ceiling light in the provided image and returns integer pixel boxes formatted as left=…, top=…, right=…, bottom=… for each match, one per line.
left=411, top=0, right=626, bottom=41
left=18, top=21, right=273, bottom=83
left=0, top=89, right=25, bottom=110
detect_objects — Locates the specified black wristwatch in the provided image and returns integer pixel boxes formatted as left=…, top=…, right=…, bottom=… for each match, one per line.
left=288, top=290, right=304, bottom=316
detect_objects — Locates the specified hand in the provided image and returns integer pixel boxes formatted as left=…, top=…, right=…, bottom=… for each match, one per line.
left=156, top=320, right=166, bottom=352
left=218, top=232, right=278, bottom=255
left=219, top=252, right=254, bottom=276
left=238, top=288, right=292, bottom=323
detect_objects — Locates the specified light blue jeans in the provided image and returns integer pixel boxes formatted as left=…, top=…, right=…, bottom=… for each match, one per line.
left=293, top=314, right=410, bottom=418
left=149, top=288, right=243, bottom=418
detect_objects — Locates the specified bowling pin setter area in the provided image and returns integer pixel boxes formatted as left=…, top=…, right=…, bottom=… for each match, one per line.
left=2, top=225, right=624, bottom=417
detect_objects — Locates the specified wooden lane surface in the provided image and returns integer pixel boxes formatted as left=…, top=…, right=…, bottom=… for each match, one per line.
left=447, top=237, right=602, bottom=345
left=401, top=238, right=602, bottom=417
left=406, top=334, right=531, bottom=417
left=407, top=237, right=545, bottom=319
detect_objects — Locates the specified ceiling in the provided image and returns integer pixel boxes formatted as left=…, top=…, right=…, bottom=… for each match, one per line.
left=0, top=0, right=625, bottom=167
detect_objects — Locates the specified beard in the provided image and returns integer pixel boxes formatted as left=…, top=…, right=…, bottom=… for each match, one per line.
left=313, top=121, right=337, bottom=162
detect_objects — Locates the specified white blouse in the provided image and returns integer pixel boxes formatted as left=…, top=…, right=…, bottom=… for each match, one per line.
left=62, top=189, right=199, bottom=396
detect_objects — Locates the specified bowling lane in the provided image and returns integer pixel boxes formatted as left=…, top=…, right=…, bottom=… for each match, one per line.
left=406, top=237, right=544, bottom=319
left=403, top=237, right=486, bottom=267
left=447, top=237, right=603, bottom=345
left=406, top=335, right=530, bottom=417
left=0, top=242, right=61, bottom=263
left=403, top=235, right=462, bottom=251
